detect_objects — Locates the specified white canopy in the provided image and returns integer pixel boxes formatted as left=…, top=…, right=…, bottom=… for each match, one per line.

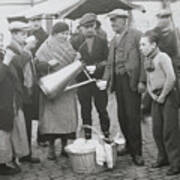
left=12, top=0, right=81, bottom=19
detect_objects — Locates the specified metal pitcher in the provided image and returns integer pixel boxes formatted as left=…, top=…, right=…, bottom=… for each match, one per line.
left=39, top=60, right=83, bottom=99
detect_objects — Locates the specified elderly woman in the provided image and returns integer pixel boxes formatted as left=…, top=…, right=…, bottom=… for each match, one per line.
left=36, top=22, right=79, bottom=160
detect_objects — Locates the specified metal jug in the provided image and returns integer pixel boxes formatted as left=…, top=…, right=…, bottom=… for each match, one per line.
left=39, top=60, right=83, bottom=99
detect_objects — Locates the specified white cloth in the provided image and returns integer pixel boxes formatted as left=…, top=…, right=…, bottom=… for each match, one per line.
left=96, top=143, right=106, bottom=166
left=104, top=143, right=113, bottom=168
left=11, top=109, right=29, bottom=158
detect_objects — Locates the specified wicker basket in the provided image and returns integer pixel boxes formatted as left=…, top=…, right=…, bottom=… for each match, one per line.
left=65, top=125, right=117, bottom=174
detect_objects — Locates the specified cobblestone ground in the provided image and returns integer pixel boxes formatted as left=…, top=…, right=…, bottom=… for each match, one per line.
left=1, top=95, right=180, bottom=180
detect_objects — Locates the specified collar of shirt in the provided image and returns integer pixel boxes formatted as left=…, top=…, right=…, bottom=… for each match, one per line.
left=85, top=37, right=95, bottom=54
left=115, top=28, right=128, bottom=47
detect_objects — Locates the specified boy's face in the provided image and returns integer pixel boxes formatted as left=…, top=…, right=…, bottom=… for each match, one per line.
left=13, top=30, right=28, bottom=45
left=139, top=37, right=156, bottom=57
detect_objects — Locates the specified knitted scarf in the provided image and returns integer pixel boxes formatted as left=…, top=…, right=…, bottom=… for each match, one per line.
left=144, top=48, right=159, bottom=72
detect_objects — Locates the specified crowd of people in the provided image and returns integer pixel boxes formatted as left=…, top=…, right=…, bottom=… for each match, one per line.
left=0, top=7, right=180, bottom=177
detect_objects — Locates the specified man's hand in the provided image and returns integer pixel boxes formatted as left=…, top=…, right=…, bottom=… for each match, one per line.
left=156, top=95, right=166, bottom=104
left=138, top=82, right=146, bottom=94
left=48, top=59, right=59, bottom=67
left=3, top=50, right=14, bottom=66
left=96, top=80, right=107, bottom=90
left=86, top=65, right=96, bottom=75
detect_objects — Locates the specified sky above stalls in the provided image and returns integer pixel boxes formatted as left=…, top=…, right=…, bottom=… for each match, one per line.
left=0, top=0, right=47, bottom=6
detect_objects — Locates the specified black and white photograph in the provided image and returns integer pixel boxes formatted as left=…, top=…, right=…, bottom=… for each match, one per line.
left=0, top=0, right=180, bottom=179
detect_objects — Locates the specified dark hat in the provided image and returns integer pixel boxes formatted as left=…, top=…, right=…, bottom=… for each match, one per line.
left=51, top=22, right=69, bottom=35
left=156, top=9, right=171, bottom=18
left=79, top=13, right=97, bottom=27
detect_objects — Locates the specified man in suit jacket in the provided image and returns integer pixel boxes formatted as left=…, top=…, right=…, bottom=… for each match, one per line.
left=75, top=13, right=110, bottom=139
left=97, top=9, right=146, bottom=166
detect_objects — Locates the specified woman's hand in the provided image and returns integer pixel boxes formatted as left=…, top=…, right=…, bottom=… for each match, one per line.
left=48, top=59, right=59, bottom=67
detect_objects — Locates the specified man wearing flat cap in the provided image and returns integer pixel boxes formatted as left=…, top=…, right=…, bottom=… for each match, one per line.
left=76, top=13, right=110, bottom=139
left=6, top=21, right=40, bottom=164
left=97, top=9, right=146, bottom=166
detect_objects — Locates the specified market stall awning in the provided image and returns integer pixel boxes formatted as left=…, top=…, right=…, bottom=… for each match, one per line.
left=65, top=0, right=146, bottom=20
left=8, top=0, right=81, bottom=19
left=0, top=0, right=46, bottom=6
left=7, top=0, right=145, bottom=21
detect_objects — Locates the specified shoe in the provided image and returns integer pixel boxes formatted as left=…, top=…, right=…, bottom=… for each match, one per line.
left=20, top=156, right=40, bottom=163
left=103, top=132, right=113, bottom=144
left=151, top=160, right=169, bottom=168
left=166, top=167, right=180, bottom=176
left=117, top=147, right=129, bottom=156
left=132, top=155, right=145, bottom=166
left=0, top=164, right=21, bottom=175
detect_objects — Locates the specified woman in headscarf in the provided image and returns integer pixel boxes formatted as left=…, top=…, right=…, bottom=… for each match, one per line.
left=36, top=22, right=79, bottom=160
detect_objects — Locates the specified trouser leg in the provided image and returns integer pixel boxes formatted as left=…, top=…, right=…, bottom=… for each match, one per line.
left=78, top=85, right=92, bottom=136
left=115, top=74, right=142, bottom=155
left=115, top=76, right=129, bottom=148
left=152, top=101, right=168, bottom=162
left=163, top=90, right=180, bottom=168
left=93, top=86, right=110, bottom=136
